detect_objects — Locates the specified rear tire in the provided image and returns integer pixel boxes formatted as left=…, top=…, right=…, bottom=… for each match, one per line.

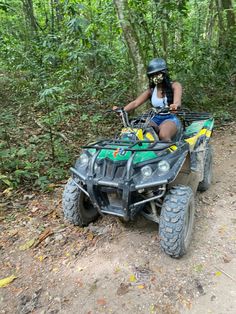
left=62, top=178, right=99, bottom=226
left=159, top=185, right=195, bottom=258
left=198, top=144, right=213, bottom=192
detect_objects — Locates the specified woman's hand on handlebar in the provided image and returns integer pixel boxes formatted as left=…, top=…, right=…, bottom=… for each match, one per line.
left=112, top=106, right=125, bottom=116
left=169, top=103, right=180, bottom=112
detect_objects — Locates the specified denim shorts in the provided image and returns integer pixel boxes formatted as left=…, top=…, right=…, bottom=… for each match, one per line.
left=151, top=114, right=182, bottom=131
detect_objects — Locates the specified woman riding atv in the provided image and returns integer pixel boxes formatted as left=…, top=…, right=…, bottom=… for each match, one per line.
left=113, top=58, right=182, bottom=141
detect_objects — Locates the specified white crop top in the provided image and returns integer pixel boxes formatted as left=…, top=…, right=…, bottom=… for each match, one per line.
left=151, top=86, right=167, bottom=108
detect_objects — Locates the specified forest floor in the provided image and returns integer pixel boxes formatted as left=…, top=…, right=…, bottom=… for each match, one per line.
left=0, top=122, right=236, bottom=314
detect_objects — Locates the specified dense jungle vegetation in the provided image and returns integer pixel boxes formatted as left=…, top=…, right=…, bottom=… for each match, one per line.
left=0, top=0, right=235, bottom=191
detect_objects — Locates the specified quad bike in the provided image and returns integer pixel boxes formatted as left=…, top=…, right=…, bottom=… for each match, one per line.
left=62, top=108, right=214, bottom=258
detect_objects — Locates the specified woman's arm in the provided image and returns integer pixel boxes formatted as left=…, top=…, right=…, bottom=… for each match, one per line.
left=123, top=89, right=151, bottom=112
left=170, top=81, right=182, bottom=110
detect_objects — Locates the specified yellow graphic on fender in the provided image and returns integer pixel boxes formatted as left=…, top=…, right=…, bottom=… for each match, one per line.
left=121, top=128, right=144, bottom=140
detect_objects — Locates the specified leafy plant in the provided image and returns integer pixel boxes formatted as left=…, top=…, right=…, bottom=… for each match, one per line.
left=0, top=0, right=235, bottom=192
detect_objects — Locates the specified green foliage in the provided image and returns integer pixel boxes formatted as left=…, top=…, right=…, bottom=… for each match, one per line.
left=0, top=0, right=235, bottom=191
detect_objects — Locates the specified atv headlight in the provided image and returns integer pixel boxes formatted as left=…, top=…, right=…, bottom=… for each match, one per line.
left=141, top=165, right=153, bottom=178
left=79, top=153, right=89, bottom=165
left=157, top=160, right=170, bottom=173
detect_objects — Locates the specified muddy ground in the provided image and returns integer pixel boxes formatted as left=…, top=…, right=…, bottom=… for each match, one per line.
left=0, top=122, right=236, bottom=314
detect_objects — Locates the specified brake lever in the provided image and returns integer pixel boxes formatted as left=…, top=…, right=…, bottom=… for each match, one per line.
left=104, top=108, right=124, bottom=116
left=104, top=109, right=114, bottom=114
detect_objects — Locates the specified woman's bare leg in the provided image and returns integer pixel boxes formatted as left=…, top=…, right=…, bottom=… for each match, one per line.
left=149, top=121, right=159, bottom=134
left=159, top=121, right=177, bottom=141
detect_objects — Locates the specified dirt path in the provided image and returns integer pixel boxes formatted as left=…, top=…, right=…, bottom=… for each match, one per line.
left=0, top=123, right=236, bottom=314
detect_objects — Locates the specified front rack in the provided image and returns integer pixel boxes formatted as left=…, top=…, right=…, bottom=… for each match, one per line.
left=176, top=111, right=213, bottom=122
left=130, top=109, right=213, bottom=128
left=82, top=138, right=175, bottom=152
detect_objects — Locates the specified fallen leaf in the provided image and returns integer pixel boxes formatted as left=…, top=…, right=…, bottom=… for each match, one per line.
left=114, top=266, right=121, bottom=273
left=0, top=275, right=17, bottom=288
left=117, top=283, right=130, bottom=296
left=34, top=228, right=53, bottom=247
left=42, top=210, right=54, bottom=218
left=137, top=284, right=145, bottom=289
left=223, top=256, right=232, bottom=263
left=38, top=255, right=45, bottom=262
left=47, top=183, right=57, bottom=189
left=31, top=206, right=39, bottom=213
left=2, top=187, right=13, bottom=196
left=195, top=279, right=205, bottom=295
left=97, top=298, right=106, bottom=306
left=150, top=304, right=157, bottom=314
left=8, top=230, right=18, bottom=238
left=151, top=276, right=157, bottom=283
left=184, top=299, right=192, bottom=310
left=23, top=194, right=35, bottom=200
left=89, top=281, right=97, bottom=294
left=179, top=295, right=192, bottom=309
left=76, top=279, right=84, bottom=287
left=87, top=232, right=94, bottom=241
left=19, top=238, right=35, bottom=251
left=215, top=271, right=222, bottom=276
left=194, top=264, right=204, bottom=272
left=218, top=225, right=227, bottom=235
left=129, top=274, right=136, bottom=282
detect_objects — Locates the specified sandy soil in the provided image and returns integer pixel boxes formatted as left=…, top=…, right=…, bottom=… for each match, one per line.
left=0, top=122, right=236, bottom=314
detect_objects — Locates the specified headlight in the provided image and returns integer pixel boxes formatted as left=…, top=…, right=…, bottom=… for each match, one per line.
left=79, top=153, right=89, bottom=165
left=157, top=160, right=170, bottom=173
left=141, top=165, right=153, bottom=178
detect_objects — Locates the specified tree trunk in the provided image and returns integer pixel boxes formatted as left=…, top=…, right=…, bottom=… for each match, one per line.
left=205, top=0, right=216, bottom=41
left=22, top=0, right=38, bottom=34
left=50, top=0, right=55, bottom=34
left=222, top=0, right=235, bottom=30
left=113, top=0, right=147, bottom=95
left=53, top=0, right=63, bottom=30
left=159, top=0, right=169, bottom=59
left=215, top=0, right=225, bottom=46
left=215, top=0, right=235, bottom=47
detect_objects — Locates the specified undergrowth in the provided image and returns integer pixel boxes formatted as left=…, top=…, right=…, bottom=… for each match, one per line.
left=0, top=72, right=235, bottom=192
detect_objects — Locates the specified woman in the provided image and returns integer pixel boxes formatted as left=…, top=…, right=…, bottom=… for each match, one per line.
left=114, top=58, right=182, bottom=141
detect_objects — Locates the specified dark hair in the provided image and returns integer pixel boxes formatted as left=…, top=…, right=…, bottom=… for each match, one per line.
left=149, top=72, right=173, bottom=105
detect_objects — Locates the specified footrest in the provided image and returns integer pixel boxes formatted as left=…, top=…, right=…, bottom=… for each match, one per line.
left=101, top=206, right=125, bottom=217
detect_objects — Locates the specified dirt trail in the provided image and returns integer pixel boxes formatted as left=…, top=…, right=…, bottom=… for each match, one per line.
left=0, top=123, right=236, bottom=314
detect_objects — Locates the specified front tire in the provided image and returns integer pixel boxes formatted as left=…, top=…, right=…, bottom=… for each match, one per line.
left=62, top=178, right=99, bottom=226
left=159, top=185, right=195, bottom=258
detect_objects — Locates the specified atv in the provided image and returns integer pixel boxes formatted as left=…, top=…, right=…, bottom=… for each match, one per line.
left=62, top=108, right=214, bottom=258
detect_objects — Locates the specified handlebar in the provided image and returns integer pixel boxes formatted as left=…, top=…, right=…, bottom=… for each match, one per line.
left=105, top=107, right=188, bottom=129
left=105, top=108, right=130, bottom=127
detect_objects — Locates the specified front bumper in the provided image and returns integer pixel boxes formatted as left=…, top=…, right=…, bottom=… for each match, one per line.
left=70, top=139, right=189, bottom=220
left=70, top=151, right=186, bottom=220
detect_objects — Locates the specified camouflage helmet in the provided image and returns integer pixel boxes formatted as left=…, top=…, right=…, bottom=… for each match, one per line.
left=147, top=58, right=167, bottom=76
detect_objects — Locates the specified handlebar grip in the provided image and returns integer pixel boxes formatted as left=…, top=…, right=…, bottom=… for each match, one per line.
left=104, top=109, right=114, bottom=113
left=113, top=107, right=124, bottom=113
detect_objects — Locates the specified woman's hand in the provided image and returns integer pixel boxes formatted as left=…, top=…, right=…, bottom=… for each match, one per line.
left=112, top=106, right=124, bottom=117
left=169, top=103, right=179, bottom=112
